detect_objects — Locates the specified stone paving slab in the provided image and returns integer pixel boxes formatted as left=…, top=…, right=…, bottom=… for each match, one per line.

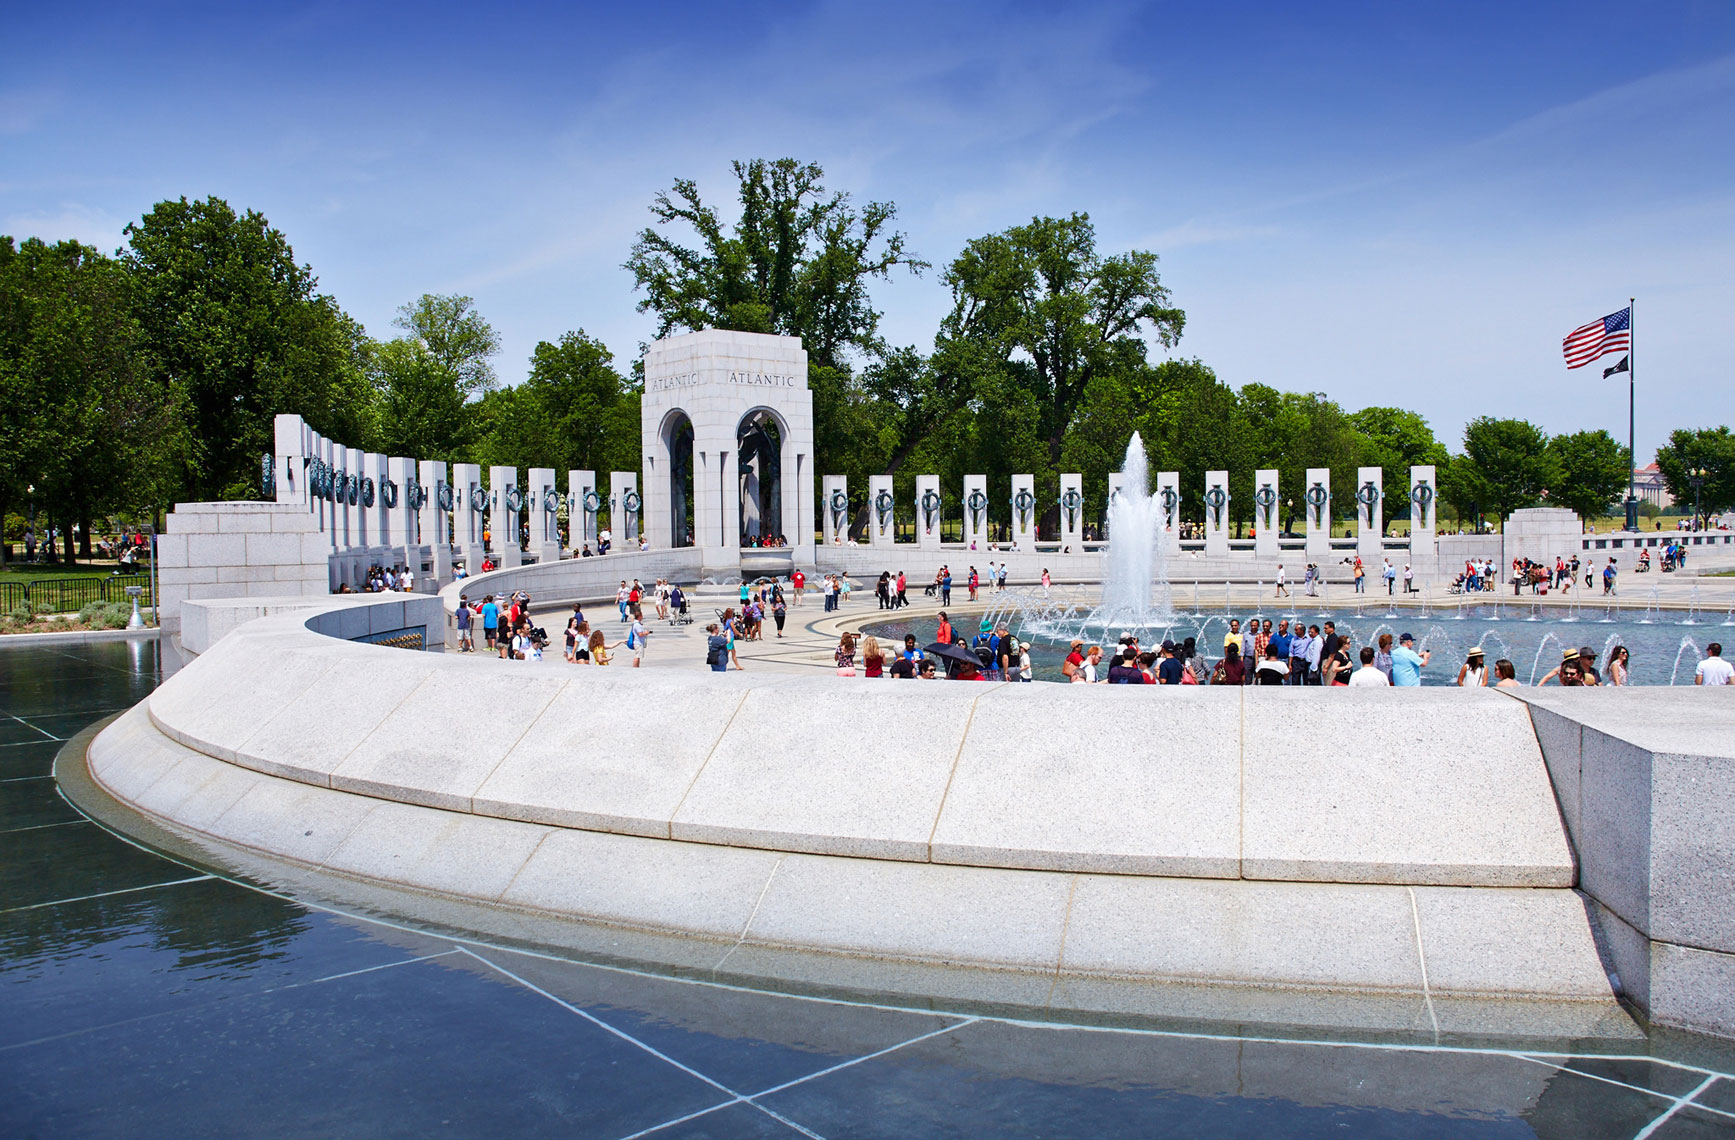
left=929, top=684, right=1241, bottom=877
left=1240, top=688, right=1574, bottom=887
left=472, top=674, right=749, bottom=838
left=670, top=683, right=980, bottom=861
left=1060, top=874, right=1424, bottom=992
left=328, top=668, right=566, bottom=811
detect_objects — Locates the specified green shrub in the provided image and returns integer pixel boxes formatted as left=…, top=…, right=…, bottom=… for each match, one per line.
left=77, top=601, right=133, bottom=630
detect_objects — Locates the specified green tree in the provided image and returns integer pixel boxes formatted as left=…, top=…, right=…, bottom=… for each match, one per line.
left=0, top=237, right=183, bottom=562
left=368, top=337, right=474, bottom=461
left=940, top=213, right=1185, bottom=467
left=1655, top=426, right=1735, bottom=522
left=1545, top=429, right=1631, bottom=521
left=473, top=331, right=640, bottom=476
left=626, top=158, right=926, bottom=368
left=392, top=293, right=500, bottom=397
left=1349, top=406, right=1449, bottom=532
left=123, top=196, right=370, bottom=500
left=1455, top=417, right=1555, bottom=525
left=1241, top=385, right=1365, bottom=533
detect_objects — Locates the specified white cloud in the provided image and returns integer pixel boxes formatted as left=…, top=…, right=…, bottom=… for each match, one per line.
left=2, top=202, right=128, bottom=248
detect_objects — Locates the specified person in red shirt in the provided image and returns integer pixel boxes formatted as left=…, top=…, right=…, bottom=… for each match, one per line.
left=790, top=568, right=805, bottom=605
left=934, top=612, right=953, bottom=648
left=1061, top=640, right=1085, bottom=681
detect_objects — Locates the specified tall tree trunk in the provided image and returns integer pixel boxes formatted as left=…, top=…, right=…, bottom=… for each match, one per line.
left=79, top=507, right=93, bottom=560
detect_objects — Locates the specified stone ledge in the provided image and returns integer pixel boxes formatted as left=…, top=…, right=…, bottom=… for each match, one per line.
left=82, top=703, right=1631, bottom=1041
left=140, top=604, right=1576, bottom=888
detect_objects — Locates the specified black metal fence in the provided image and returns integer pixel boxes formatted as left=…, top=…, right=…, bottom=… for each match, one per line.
left=0, top=574, right=155, bottom=614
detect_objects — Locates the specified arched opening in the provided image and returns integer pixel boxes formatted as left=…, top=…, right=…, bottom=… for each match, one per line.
left=737, top=409, right=782, bottom=546
left=663, top=411, right=694, bottom=548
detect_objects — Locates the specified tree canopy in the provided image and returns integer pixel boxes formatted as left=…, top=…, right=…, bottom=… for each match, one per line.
left=940, top=213, right=1184, bottom=468
left=1656, top=426, right=1735, bottom=520
left=625, top=158, right=927, bottom=368
left=123, top=196, right=369, bottom=500
left=3, top=172, right=1715, bottom=551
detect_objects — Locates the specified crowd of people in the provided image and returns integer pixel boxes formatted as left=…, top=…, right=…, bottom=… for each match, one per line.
left=333, top=563, right=417, bottom=594
left=818, top=610, right=1735, bottom=688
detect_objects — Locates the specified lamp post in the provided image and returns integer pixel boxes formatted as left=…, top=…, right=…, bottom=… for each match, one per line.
left=1690, top=467, right=1707, bottom=531
left=26, top=484, right=35, bottom=563
left=1285, top=497, right=1293, bottom=537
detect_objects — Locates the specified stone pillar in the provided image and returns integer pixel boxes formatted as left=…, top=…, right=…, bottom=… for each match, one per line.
left=1304, top=467, right=1332, bottom=558
left=1058, top=473, right=1084, bottom=552
left=821, top=475, right=848, bottom=548
left=318, top=436, right=337, bottom=588
left=1203, top=470, right=1231, bottom=558
left=914, top=474, right=943, bottom=550
left=273, top=414, right=309, bottom=507
left=868, top=474, right=896, bottom=547
left=610, top=471, right=639, bottom=547
left=1356, top=465, right=1384, bottom=563
left=790, top=441, right=814, bottom=560
left=1254, top=468, right=1280, bottom=560
left=345, top=446, right=366, bottom=583
left=1409, top=464, right=1437, bottom=566
left=1010, top=474, right=1036, bottom=549
left=386, top=457, right=413, bottom=548
left=453, top=462, right=483, bottom=575
left=1156, top=471, right=1181, bottom=555
left=962, top=474, right=988, bottom=550
left=567, top=471, right=595, bottom=553
left=367, top=452, right=392, bottom=554
left=528, top=467, right=560, bottom=563
left=417, top=459, right=450, bottom=584
left=487, top=465, right=522, bottom=569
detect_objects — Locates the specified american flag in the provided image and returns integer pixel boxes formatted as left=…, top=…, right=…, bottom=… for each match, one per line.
left=1562, top=307, right=1631, bottom=369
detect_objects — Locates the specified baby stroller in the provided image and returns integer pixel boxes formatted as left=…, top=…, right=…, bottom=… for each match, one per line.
left=669, top=586, right=692, bottom=625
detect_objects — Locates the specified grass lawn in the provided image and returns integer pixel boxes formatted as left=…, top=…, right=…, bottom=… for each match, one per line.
left=0, top=560, right=142, bottom=581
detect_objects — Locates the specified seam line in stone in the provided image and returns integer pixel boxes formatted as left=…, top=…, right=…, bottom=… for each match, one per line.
left=1044, top=873, right=1081, bottom=1010
left=668, top=689, right=752, bottom=840
left=493, top=828, right=557, bottom=903
left=926, top=693, right=982, bottom=861
left=464, top=678, right=570, bottom=812
left=328, top=667, right=440, bottom=777
left=1407, top=886, right=1440, bottom=1043
left=1238, top=681, right=1246, bottom=879
left=714, top=853, right=786, bottom=975
left=314, top=800, right=387, bottom=871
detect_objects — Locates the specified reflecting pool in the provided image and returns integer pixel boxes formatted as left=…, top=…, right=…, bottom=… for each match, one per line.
left=6, top=639, right=1735, bottom=1137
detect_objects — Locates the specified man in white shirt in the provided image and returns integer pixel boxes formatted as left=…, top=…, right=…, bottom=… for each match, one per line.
left=628, top=616, right=651, bottom=668
left=1695, top=642, right=1735, bottom=686
left=1347, top=646, right=1389, bottom=686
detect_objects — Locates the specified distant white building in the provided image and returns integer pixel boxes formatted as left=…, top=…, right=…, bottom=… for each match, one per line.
left=1633, top=463, right=1673, bottom=508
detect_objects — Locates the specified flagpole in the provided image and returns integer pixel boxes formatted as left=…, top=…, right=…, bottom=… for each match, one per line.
left=1626, top=296, right=1637, bottom=532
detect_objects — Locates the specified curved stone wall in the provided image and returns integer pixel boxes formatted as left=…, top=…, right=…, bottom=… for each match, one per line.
left=79, top=592, right=1634, bottom=1038
left=140, top=605, right=1571, bottom=886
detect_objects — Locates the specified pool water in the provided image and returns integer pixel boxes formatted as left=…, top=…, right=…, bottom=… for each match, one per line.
left=7, top=638, right=1735, bottom=1137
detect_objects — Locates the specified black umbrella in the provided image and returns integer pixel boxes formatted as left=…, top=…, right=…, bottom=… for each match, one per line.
left=925, top=642, right=981, bottom=669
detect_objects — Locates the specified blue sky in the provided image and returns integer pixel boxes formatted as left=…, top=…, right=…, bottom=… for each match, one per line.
left=5, top=2, right=1733, bottom=461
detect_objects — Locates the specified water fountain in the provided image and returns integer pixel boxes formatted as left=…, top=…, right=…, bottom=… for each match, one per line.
left=1671, top=636, right=1704, bottom=686
left=1528, top=632, right=1565, bottom=685
left=1682, top=581, right=1702, bottom=625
